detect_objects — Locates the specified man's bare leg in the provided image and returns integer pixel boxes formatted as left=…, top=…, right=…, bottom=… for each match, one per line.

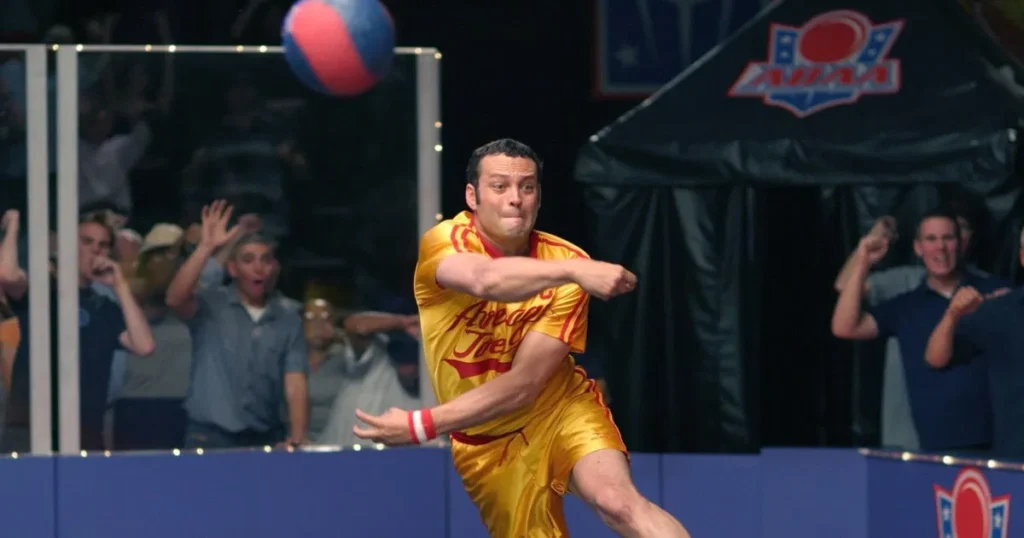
left=569, top=449, right=692, bottom=538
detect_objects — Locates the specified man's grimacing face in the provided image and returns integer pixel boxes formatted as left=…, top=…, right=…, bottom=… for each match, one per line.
left=466, top=154, right=541, bottom=245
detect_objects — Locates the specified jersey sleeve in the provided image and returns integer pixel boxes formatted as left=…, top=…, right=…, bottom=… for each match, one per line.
left=529, top=283, right=589, bottom=354
left=414, top=223, right=466, bottom=305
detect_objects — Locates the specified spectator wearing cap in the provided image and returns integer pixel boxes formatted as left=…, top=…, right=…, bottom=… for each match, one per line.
left=112, top=223, right=195, bottom=449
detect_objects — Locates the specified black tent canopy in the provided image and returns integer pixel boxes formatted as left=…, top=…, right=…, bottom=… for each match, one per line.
left=575, top=0, right=1024, bottom=453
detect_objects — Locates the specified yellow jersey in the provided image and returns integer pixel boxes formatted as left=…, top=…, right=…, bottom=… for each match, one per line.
left=413, top=211, right=590, bottom=436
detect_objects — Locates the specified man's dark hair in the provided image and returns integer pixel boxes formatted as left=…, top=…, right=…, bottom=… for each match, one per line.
left=917, top=206, right=961, bottom=239
left=78, top=211, right=115, bottom=244
left=79, top=201, right=127, bottom=217
left=465, top=138, right=543, bottom=189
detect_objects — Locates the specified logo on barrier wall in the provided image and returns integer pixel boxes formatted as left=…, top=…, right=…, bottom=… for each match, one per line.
left=934, top=467, right=1010, bottom=538
left=728, top=10, right=903, bottom=117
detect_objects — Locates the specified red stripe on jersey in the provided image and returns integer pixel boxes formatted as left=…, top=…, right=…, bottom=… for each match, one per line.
left=558, top=293, right=587, bottom=342
left=535, top=236, right=590, bottom=259
left=444, top=358, right=512, bottom=379
left=449, top=224, right=472, bottom=252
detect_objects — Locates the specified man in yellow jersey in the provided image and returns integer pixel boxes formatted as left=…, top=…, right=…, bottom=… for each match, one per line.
left=353, top=140, right=691, bottom=537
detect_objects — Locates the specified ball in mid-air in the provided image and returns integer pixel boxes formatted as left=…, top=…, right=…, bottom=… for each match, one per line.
left=281, top=0, right=396, bottom=97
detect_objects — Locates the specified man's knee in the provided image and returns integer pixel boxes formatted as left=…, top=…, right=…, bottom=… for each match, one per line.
left=591, top=485, right=646, bottom=528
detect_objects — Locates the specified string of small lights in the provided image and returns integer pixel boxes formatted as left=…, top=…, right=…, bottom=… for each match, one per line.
left=858, top=447, right=1024, bottom=472
left=3, top=438, right=451, bottom=460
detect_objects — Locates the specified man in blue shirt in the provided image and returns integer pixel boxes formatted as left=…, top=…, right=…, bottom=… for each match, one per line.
left=0, top=211, right=155, bottom=451
left=833, top=200, right=982, bottom=451
left=165, top=199, right=308, bottom=449
left=925, top=227, right=1024, bottom=459
left=831, top=207, right=1009, bottom=452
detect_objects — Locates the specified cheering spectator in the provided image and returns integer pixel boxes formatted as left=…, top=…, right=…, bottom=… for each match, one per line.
left=831, top=207, right=1008, bottom=454
left=925, top=226, right=1024, bottom=458
left=317, top=310, right=422, bottom=446
left=833, top=202, right=984, bottom=450
left=166, top=200, right=308, bottom=449
left=113, top=223, right=194, bottom=450
left=1, top=210, right=154, bottom=451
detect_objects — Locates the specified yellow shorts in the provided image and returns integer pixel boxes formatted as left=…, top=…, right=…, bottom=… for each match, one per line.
left=451, top=367, right=627, bottom=538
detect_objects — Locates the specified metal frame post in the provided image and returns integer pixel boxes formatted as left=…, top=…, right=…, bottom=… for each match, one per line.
left=17, top=45, right=53, bottom=455
left=55, top=46, right=80, bottom=454
left=416, top=49, right=442, bottom=410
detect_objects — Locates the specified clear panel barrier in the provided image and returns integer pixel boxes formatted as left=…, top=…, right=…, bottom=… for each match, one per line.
left=56, top=46, right=439, bottom=453
left=0, top=46, right=51, bottom=456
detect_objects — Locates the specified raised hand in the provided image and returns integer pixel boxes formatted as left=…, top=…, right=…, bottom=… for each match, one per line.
left=857, top=235, right=889, bottom=266
left=90, top=256, right=122, bottom=286
left=869, top=216, right=897, bottom=240
left=1, top=209, right=18, bottom=233
left=403, top=315, right=422, bottom=341
left=572, top=260, right=638, bottom=301
left=199, top=200, right=241, bottom=249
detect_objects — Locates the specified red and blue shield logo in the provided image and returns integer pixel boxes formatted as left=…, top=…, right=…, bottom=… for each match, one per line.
left=728, top=10, right=904, bottom=117
left=934, top=467, right=1010, bottom=538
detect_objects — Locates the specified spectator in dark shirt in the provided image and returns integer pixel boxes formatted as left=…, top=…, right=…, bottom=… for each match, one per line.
left=0, top=210, right=155, bottom=452
left=925, top=226, right=1024, bottom=459
left=831, top=207, right=1009, bottom=453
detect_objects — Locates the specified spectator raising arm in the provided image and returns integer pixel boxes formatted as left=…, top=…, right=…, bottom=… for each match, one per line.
left=0, top=210, right=26, bottom=301
left=344, top=312, right=418, bottom=336
left=924, top=286, right=1009, bottom=368
left=165, top=200, right=240, bottom=319
left=831, top=235, right=889, bottom=340
left=90, top=256, right=155, bottom=356
left=834, top=216, right=896, bottom=293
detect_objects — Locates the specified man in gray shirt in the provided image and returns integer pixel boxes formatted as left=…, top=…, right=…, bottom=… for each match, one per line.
left=166, top=199, right=309, bottom=449
left=834, top=205, right=981, bottom=451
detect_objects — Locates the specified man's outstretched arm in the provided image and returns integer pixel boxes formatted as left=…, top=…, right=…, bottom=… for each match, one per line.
left=436, top=253, right=634, bottom=303
left=428, top=330, right=569, bottom=434
left=352, top=330, right=569, bottom=444
left=353, top=282, right=592, bottom=446
left=436, top=253, right=578, bottom=302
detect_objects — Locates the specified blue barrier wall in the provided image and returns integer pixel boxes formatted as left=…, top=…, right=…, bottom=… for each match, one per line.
left=2, top=447, right=1019, bottom=537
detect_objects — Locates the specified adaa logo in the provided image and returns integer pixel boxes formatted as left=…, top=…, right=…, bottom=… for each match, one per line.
left=934, top=467, right=1010, bottom=538
left=728, top=10, right=904, bottom=117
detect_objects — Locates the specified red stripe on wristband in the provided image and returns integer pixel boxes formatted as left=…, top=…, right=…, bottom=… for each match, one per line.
left=421, top=409, right=436, bottom=441
left=407, top=410, right=420, bottom=444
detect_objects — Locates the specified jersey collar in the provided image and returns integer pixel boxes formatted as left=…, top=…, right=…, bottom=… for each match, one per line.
left=466, top=211, right=540, bottom=258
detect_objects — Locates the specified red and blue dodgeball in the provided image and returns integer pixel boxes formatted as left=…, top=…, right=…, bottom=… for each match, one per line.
left=282, top=0, right=395, bottom=97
